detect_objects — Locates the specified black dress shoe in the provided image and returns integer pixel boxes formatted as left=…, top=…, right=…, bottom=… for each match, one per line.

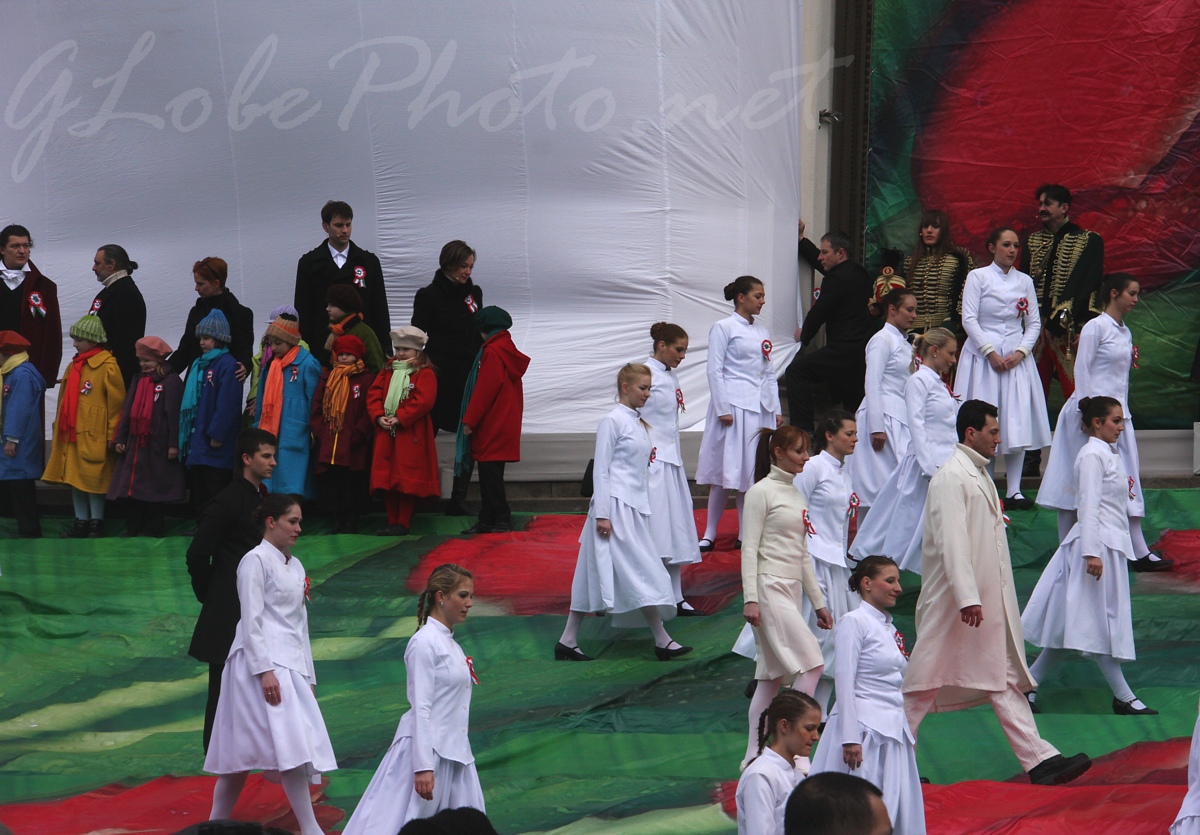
left=1026, top=693, right=1042, bottom=714
left=462, top=522, right=493, bottom=535
left=376, top=523, right=410, bottom=536
left=554, top=642, right=594, bottom=661
left=1022, top=448, right=1042, bottom=478
left=698, top=538, right=715, bottom=552
left=654, top=642, right=693, bottom=661
left=676, top=603, right=707, bottom=617
left=1130, top=553, right=1174, bottom=572
left=1027, top=752, right=1092, bottom=785
left=1112, top=696, right=1159, bottom=715
left=744, top=678, right=758, bottom=699
left=734, top=539, right=742, bottom=549
left=1004, top=494, right=1035, bottom=511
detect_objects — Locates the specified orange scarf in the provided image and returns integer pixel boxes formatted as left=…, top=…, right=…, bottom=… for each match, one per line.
left=324, top=312, right=362, bottom=354
left=258, top=345, right=299, bottom=436
left=59, top=347, right=104, bottom=442
left=321, top=359, right=365, bottom=432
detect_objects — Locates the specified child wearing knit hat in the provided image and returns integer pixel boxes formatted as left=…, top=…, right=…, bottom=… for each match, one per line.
left=180, top=310, right=244, bottom=523
left=310, top=333, right=377, bottom=532
left=107, top=336, right=187, bottom=536
left=42, top=316, right=127, bottom=537
left=253, top=314, right=321, bottom=499
left=325, top=284, right=386, bottom=372
left=246, top=304, right=309, bottom=416
left=0, top=331, right=48, bottom=539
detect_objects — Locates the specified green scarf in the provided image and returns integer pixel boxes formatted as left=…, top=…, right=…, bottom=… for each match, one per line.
left=178, top=347, right=229, bottom=458
left=383, top=358, right=414, bottom=416
left=454, top=344, right=487, bottom=476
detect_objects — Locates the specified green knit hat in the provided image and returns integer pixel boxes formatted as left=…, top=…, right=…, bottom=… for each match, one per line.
left=475, top=305, right=512, bottom=336
left=70, top=315, right=107, bottom=344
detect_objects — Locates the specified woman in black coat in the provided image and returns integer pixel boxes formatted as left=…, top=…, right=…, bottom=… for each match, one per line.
left=411, top=240, right=483, bottom=515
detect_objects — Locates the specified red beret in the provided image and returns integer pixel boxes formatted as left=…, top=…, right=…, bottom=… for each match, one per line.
left=332, top=334, right=366, bottom=359
left=0, top=331, right=31, bottom=355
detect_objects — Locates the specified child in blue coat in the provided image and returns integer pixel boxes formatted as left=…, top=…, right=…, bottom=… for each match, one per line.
left=0, top=331, right=48, bottom=539
left=254, top=314, right=320, bottom=499
left=180, top=310, right=243, bottom=521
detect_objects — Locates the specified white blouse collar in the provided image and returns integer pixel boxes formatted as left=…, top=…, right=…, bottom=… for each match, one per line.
left=859, top=602, right=894, bottom=626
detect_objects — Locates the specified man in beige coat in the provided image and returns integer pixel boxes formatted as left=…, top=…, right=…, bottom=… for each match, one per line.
left=902, top=399, right=1091, bottom=785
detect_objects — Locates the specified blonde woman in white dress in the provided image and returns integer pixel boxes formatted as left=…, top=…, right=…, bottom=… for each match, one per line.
left=849, top=288, right=916, bottom=521
left=1037, top=272, right=1171, bottom=571
left=740, top=424, right=832, bottom=768
left=204, top=494, right=337, bottom=835
left=954, top=227, right=1049, bottom=508
left=643, top=322, right=705, bottom=615
left=696, top=276, right=783, bottom=550
left=342, top=564, right=485, bottom=834
left=849, top=328, right=959, bottom=573
left=1022, top=396, right=1157, bottom=715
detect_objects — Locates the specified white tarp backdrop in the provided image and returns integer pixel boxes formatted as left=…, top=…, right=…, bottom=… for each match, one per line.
left=4, top=1, right=821, bottom=434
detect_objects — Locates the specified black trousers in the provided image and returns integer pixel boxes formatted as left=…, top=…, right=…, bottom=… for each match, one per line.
left=784, top=343, right=867, bottom=432
left=203, top=662, right=223, bottom=753
left=317, top=466, right=368, bottom=523
left=1, top=478, right=40, bottom=536
left=125, top=498, right=166, bottom=536
left=189, top=465, right=231, bottom=521
left=477, top=461, right=509, bottom=527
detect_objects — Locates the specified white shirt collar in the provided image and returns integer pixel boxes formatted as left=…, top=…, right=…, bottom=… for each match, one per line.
left=758, top=746, right=795, bottom=774
left=817, top=449, right=843, bottom=471
left=1, top=262, right=30, bottom=290
left=859, top=602, right=893, bottom=627
left=99, top=269, right=128, bottom=289
left=328, top=242, right=349, bottom=267
left=259, top=538, right=292, bottom=564
left=645, top=356, right=668, bottom=372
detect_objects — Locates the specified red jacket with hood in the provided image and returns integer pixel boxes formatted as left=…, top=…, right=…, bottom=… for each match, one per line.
left=462, top=330, right=529, bottom=462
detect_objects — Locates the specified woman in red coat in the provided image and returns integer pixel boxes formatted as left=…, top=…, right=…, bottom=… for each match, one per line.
left=368, top=326, right=440, bottom=536
left=311, top=334, right=376, bottom=533
left=458, top=306, right=530, bottom=534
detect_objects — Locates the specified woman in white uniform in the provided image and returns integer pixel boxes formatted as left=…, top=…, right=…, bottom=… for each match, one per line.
left=343, top=564, right=485, bottom=834
left=737, top=690, right=823, bottom=835
left=741, top=424, right=832, bottom=767
left=796, top=409, right=860, bottom=718
left=849, top=288, right=916, bottom=520
left=643, top=322, right=705, bottom=615
left=1022, top=396, right=1157, bottom=715
left=954, top=227, right=1050, bottom=508
left=849, top=328, right=959, bottom=573
left=204, top=494, right=337, bottom=835
left=556, top=363, right=689, bottom=662
left=696, top=276, right=782, bottom=550
left=810, top=556, right=925, bottom=834
left=1172, top=697, right=1200, bottom=835
left=1037, top=273, right=1170, bottom=570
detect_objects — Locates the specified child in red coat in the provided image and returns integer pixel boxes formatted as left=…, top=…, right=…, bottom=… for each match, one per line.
left=368, top=326, right=440, bottom=536
left=458, top=306, right=530, bottom=533
left=311, top=334, right=376, bottom=533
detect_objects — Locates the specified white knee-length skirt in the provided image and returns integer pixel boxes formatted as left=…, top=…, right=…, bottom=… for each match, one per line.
left=810, top=720, right=925, bottom=835
left=696, top=403, right=775, bottom=492
left=648, top=460, right=703, bottom=566
left=751, top=574, right=825, bottom=680
left=570, top=499, right=676, bottom=628
left=954, top=352, right=1050, bottom=452
left=204, top=650, right=338, bottom=780
left=848, top=456, right=929, bottom=574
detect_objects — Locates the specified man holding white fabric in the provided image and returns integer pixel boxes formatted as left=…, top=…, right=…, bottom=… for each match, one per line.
left=902, top=399, right=1092, bottom=786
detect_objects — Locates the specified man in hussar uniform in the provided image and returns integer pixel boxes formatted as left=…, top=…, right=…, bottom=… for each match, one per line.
left=1020, top=184, right=1104, bottom=476
left=902, top=399, right=1092, bottom=786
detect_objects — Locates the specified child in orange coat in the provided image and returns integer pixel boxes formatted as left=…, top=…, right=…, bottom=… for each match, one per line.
left=367, top=326, right=439, bottom=536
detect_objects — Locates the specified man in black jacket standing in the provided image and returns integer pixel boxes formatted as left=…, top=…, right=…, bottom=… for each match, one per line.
left=785, top=221, right=876, bottom=432
left=88, top=244, right=146, bottom=386
left=294, top=200, right=391, bottom=366
left=185, top=428, right=275, bottom=752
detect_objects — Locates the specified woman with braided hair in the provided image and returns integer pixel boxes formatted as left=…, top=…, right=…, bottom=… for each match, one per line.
left=736, top=689, right=822, bottom=835
left=343, top=563, right=485, bottom=834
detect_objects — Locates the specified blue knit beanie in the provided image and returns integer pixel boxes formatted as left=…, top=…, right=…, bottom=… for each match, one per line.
left=195, top=309, right=231, bottom=344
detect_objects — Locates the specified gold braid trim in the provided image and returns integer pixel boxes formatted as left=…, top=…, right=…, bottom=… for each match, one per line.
left=1044, top=232, right=1092, bottom=330
left=904, top=247, right=972, bottom=331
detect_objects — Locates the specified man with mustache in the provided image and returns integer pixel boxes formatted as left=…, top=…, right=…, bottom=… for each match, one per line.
left=1019, top=184, right=1104, bottom=478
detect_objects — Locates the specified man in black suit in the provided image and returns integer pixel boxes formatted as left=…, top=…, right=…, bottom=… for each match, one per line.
left=785, top=221, right=876, bottom=432
left=185, top=428, right=276, bottom=752
left=88, top=244, right=146, bottom=386
left=294, top=200, right=391, bottom=366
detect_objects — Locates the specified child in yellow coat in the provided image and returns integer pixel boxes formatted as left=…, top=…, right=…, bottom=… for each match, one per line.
left=42, top=316, right=126, bottom=537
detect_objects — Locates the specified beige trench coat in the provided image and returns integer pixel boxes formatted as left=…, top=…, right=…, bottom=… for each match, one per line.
left=902, top=444, right=1036, bottom=710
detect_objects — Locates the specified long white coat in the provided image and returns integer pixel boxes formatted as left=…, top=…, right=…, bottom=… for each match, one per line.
left=849, top=323, right=912, bottom=507
left=955, top=262, right=1050, bottom=452
left=1038, top=312, right=1143, bottom=517
left=1022, top=437, right=1136, bottom=660
left=903, top=445, right=1036, bottom=708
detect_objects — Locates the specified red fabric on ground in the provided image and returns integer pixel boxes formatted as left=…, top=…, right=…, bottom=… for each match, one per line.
left=0, top=773, right=343, bottom=835
left=719, top=738, right=1191, bottom=833
left=410, top=511, right=745, bottom=615
left=1152, top=529, right=1200, bottom=584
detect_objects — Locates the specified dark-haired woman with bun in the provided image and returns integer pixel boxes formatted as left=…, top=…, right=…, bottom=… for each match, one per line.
left=644, top=323, right=705, bottom=614
left=696, top=276, right=782, bottom=550
left=1022, top=396, right=1157, bottom=716
left=809, top=555, right=924, bottom=834
left=848, top=288, right=916, bottom=521
left=1037, top=273, right=1169, bottom=571
left=342, top=563, right=485, bottom=834
left=204, top=494, right=336, bottom=835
